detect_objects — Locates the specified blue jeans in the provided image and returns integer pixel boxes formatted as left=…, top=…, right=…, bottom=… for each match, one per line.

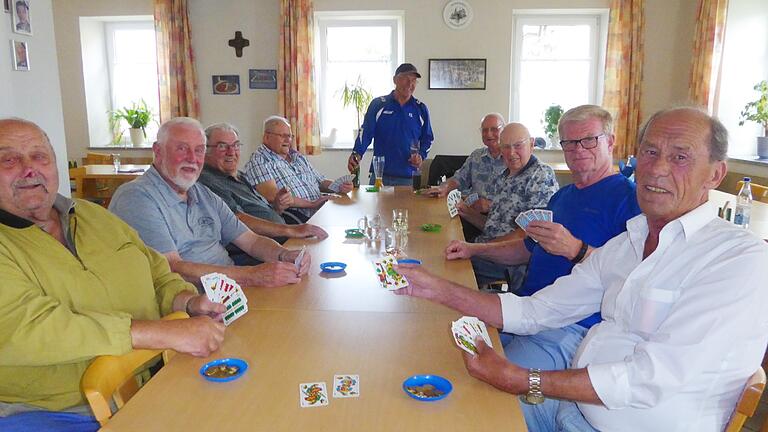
left=368, top=174, right=412, bottom=186
left=523, top=399, right=599, bottom=432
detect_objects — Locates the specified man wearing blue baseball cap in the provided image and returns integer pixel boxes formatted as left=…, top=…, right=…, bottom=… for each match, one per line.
left=347, top=63, right=434, bottom=186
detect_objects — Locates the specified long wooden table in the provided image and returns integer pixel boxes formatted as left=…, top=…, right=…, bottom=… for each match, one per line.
left=102, top=186, right=527, bottom=431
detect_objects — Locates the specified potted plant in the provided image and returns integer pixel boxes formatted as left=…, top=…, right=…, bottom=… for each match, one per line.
left=108, top=100, right=155, bottom=147
left=739, top=80, right=768, bottom=159
left=339, top=77, right=373, bottom=142
left=542, top=104, right=564, bottom=149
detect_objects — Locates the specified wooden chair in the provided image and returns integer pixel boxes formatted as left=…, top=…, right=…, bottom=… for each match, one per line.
left=81, top=311, right=189, bottom=426
left=68, top=167, right=85, bottom=199
left=82, top=152, right=153, bottom=165
left=725, top=366, right=766, bottom=432
left=737, top=180, right=768, bottom=204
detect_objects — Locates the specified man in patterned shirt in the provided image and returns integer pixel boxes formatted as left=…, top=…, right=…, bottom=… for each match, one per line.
left=243, top=116, right=353, bottom=222
left=461, top=123, right=559, bottom=288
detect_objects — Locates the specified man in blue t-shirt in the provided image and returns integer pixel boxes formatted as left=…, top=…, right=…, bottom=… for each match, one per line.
left=400, top=105, right=641, bottom=372
left=347, top=63, right=434, bottom=186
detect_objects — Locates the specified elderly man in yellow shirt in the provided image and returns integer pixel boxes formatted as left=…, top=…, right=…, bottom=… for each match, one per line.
left=0, top=118, right=226, bottom=428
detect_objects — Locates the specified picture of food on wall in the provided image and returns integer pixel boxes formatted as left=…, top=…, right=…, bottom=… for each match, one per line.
left=212, top=75, right=240, bottom=95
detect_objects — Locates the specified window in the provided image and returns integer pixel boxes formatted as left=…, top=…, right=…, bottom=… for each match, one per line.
left=314, top=11, right=404, bottom=148
left=510, top=10, right=608, bottom=139
left=80, top=17, right=159, bottom=147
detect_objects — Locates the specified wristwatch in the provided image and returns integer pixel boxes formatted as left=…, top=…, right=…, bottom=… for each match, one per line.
left=520, top=368, right=545, bottom=405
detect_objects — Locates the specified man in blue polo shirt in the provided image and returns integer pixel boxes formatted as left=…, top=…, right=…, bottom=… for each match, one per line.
left=398, top=105, right=641, bottom=372
left=347, top=63, right=434, bottom=186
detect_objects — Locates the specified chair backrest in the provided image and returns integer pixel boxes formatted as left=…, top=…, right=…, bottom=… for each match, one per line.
left=427, top=155, right=469, bottom=186
left=69, top=167, right=86, bottom=199
left=737, top=180, right=768, bottom=204
left=80, top=311, right=189, bottom=426
left=725, top=366, right=766, bottom=432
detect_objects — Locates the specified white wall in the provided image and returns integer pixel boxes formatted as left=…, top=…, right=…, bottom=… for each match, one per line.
left=1, top=0, right=69, bottom=195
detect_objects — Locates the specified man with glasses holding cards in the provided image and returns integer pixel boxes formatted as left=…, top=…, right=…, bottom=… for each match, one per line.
left=243, top=116, right=353, bottom=222
left=459, top=122, right=558, bottom=289
left=110, top=117, right=311, bottom=290
left=0, top=118, right=225, bottom=427
left=401, top=105, right=639, bottom=372
left=398, top=107, right=768, bottom=432
left=199, top=123, right=327, bottom=260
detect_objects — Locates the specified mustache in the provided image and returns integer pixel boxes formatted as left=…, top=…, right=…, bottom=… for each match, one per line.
left=13, top=177, right=46, bottom=188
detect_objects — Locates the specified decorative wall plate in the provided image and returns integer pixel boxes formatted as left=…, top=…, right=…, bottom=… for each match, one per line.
left=443, top=1, right=473, bottom=30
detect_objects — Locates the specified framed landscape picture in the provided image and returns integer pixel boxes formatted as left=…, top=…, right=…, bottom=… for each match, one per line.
left=249, top=69, right=277, bottom=89
left=428, top=58, right=486, bottom=90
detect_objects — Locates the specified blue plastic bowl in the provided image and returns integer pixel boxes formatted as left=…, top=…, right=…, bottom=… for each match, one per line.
left=320, top=262, right=347, bottom=273
left=199, top=358, right=248, bottom=383
left=402, top=374, right=452, bottom=401
left=397, top=258, right=421, bottom=265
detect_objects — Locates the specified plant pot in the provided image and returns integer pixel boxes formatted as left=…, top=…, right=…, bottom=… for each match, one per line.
left=757, top=136, right=768, bottom=159
left=129, top=128, right=145, bottom=147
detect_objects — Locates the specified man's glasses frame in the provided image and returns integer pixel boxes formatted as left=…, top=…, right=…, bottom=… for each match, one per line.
left=265, top=131, right=294, bottom=141
left=207, top=143, right=243, bottom=152
left=560, top=134, right=605, bottom=152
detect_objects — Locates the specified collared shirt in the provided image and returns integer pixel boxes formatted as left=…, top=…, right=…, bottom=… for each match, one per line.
left=450, top=146, right=507, bottom=198
left=109, top=166, right=248, bottom=266
left=242, top=145, right=325, bottom=219
left=198, top=164, right=285, bottom=225
left=499, top=202, right=768, bottom=431
left=475, top=156, right=558, bottom=243
left=0, top=195, right=193, bottom=410
left=353, top=91, right=434, bottom=178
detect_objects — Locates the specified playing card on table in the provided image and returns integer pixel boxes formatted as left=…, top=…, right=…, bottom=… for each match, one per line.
left=299, top=382, right=329, bottom=407
left=446, top=189, right=462, bottom=218
left=328, top=174, right=354, bottom=192
left=464, top=193, right=479, bottom=206
left=333, top=375, right=360, bottom=398
left=372, top=256, right=408, bottom=290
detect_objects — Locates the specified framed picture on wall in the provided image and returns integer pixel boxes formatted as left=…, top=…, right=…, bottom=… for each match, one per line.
left=428, top=58, right=486, bottom=90
left=212, top=75, right=240, bottom=95
left=11, top=0, right=32, bottom=35
left=11, top=40, right=29, bottom=71
left=248, top=69, right=277, bottom=89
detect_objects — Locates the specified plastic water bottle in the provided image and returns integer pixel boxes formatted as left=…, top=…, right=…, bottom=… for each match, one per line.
left=734, top=177, right=752, bottom=228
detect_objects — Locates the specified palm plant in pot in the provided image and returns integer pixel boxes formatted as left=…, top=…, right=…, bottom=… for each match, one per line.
left=738, top=80, right=768, bottom=159
left=108, top=100, right=155, bottom=147
left=339, top=76, right=373, bottom=142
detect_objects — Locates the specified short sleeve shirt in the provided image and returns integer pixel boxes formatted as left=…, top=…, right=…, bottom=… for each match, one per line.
left=450, top=147, right=507, bottom=198
left=198, top=165, right=285, bottom=225
left=109, top=166, right=248, bottom=266
left=242, top=145, right=325, bottom=218
left=476, top=156, right=559, bottom=243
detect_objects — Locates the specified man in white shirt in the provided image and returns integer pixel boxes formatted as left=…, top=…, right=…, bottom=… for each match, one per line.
left=396, top=107, right=768, bottom=431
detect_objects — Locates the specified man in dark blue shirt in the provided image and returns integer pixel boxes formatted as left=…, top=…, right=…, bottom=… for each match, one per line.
left=347, top=63, right=434, bottom=185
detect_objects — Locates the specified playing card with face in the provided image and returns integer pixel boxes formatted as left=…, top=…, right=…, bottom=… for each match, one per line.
left=332, top=375, right=360, bottom=398
left=373, top=256, right=408, bottom=290
left=299, top=382, right=329, bottom=407
left=200, top=273, right=223, bottom=302
left=452, top=316, right=492, bottom=355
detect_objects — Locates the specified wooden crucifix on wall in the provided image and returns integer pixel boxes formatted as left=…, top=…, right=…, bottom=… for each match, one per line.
left=228, top=31, right=250, bottom=57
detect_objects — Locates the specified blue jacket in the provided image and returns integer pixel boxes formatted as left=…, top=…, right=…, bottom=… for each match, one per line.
left=353, top=91, right=434, bottom=178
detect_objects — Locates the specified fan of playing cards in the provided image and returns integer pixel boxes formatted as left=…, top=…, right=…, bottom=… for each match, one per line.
left=200, top=273, right=249, bottom=326
left=515, top=208, right=553, bottom=230
left=372, top=256, right=408, bottom=290
left=328, top=174, right=354, bottom=193
left=446, top=189, right=462, bottom=218
left=451, top=316, right=492, bottom=355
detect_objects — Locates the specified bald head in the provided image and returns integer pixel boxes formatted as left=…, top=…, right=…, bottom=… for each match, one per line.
left=0, top=118, right=59, bottom=218
left=638, top=107, right=728, bottom=162
left=499, top=123, right=534, bottom=174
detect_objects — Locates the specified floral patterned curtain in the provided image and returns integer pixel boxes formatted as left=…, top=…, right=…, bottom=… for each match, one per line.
left=154, top=0, right=200, bottom=122
left=279, top=0, right=320, bottom=155
left=602, top=0, right=645, bottom=160
left=688, top=0, right=729, bottom=112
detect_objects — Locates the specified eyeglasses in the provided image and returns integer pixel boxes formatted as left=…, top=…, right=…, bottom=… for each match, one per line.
left=207, top=143, right=243, bottom=152
left=500, top=139, right=530, bottom=151
left=266, top=131, right=294, bottom=141
left=479, top=126, right=503, bottom=134
left=560, top=134, right=604, bottom=152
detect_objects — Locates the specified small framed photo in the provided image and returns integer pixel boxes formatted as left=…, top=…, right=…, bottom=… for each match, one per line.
left=248, top=69, right=277, bottom=89
left=428, top=58, right=486, bottom=90
left=12, top=0, right=32, bottom=35
left=212, top=75, right=240, bottom=95
left=11, top=40, right=29, bottom=71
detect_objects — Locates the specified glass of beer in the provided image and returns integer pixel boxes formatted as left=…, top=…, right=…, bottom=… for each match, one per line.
left=373, top=156, right=385, bottom=188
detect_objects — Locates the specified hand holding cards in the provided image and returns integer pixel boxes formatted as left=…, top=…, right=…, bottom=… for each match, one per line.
left=446, top=189, right=462, bottom=218
left=200, top=273, right=248, bottom=326
left=373, top=256, right=408, bottom=290
left=328, top=174, right=354, bottom=193
left=451, top=316, right=492, bottom=355
left=515, top=209, right=553, bottom=231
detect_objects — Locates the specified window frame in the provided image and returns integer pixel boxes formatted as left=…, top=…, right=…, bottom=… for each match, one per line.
left=314, top=10, right=404, bottom=149
left=509, top=9, right=609, bottom=134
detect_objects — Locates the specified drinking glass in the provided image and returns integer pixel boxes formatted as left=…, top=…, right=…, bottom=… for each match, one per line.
left=384, top=227, right=406, bottom=256
left=392, top=208, right=408, bottom=232
left=111, top=153, right=121, bottom=172
left=373, top=156, right=385, bottom=188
